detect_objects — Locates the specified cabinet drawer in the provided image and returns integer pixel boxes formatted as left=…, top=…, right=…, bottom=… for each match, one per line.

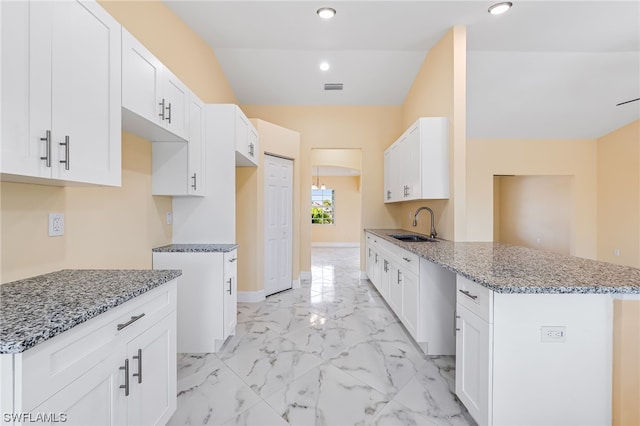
left=224, top=250, right=238, bottom=274
left=456, top=275, right=493, bottom=322
left=19, top=281, right=177, bottom=411
left=396, top=249, right=419, bottom=275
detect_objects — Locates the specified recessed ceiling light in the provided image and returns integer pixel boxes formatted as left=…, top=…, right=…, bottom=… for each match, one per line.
left=319, top=61, right=330, bottom=71
left=488, top=2, right=513, bottom=15
left=317, top=7, right=336, bottom=19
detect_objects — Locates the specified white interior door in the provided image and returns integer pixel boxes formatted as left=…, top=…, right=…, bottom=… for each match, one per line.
left=264, top=154, right=293, bottom=296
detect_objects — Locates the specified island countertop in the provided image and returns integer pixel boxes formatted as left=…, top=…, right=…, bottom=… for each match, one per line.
left=152, top=243, right=239, bottom=253
left=0, top=269, right=182, bottom=354
left=365, top=229, right=640, bottom=295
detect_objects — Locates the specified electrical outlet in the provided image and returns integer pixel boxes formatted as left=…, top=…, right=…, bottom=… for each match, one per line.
left=541, top=326, right=566, bottom=343
left=166, top=212, right=173, bottom=225
left=48, top=213, right=64, bottom=237
left=613, top=248, right=620, bottom=256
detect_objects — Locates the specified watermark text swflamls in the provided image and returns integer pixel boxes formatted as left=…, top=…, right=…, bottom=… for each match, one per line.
left=3, top=412, right=67, bottom=423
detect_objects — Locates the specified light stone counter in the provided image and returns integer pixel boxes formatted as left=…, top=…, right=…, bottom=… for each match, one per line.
left=366, top=229, right=640, bottom=294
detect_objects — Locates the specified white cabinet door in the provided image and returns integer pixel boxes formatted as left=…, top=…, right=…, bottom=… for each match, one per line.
left=30, top=350, right=126, bottom=426
left=0, top=0, right=50, bottom=179
left=384, top=143, right=401, bottom=203
left=223, top=250, right=238, bottom=338
left=163, top=69, right=189, bottom=141
left=121, top=29, right=163, bottom=128
left=234, top=107, right=259, bottom=166
left=51, top=0, right=121, bottom=186
left=126, top=313, right=176, bottom=426
left=188, top=93, right=205, bottom=195
left=456, top=304, right=492, bottom=426
left=400, top=269, right=419, bottom=338
left=378, top=257, right=391, bottom=300
left=1, top=0, right=121, bottom=186
left=402, top=125, right=421, bottom=200
left=388, top=264, right=403, bottom=314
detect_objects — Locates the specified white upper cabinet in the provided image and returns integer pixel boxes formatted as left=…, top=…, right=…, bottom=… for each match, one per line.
left=384, top=117, right=449, bottom=202
left=1, top=0, right=122, bottom=186
left=234, top=107, right=259, bottom=167
left=151, top=93, right=205, bottom=196
left=122, top=29, right=189, bottom=142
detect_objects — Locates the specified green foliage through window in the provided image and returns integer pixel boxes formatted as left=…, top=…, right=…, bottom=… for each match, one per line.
left=311, top=189, right=334, bottom=224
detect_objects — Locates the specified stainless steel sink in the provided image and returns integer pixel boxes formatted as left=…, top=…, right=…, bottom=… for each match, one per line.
left=390, top=234, right=439, bottom=243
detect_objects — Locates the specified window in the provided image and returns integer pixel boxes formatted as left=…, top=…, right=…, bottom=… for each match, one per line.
left=311, top=189, right=335, bottom=224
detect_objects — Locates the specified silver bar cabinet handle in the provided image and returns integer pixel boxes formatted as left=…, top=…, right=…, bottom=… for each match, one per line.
left=459, top=289, right=478, bottom=300
left=387, top=190, right=391, bottom=200
left=227, top=278, right=232, bottom=295
left=119, top=359, right=129, bottom=396
left=59, top=136, right=69, bottom=170
left=158, top=98, right=165, bottom=120
left=40, top=130, right=51, bottom=167
left=249, top=142, right=254, bottom=156
left=133, top=349, right=142, bottom=384
left=402, top=257, right=411, bottom=263
left=229, top=257, right=237, bottom=263
left=166, top=102, right=172, bottom=124
left=191, top=173, right=197, bottom=190
left=117, top=313, right=145, bottom=331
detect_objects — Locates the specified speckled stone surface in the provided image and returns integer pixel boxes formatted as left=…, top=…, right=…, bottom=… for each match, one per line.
left=0, top=269, right=181, bottom=354
left=152, top=244, right=239, bottom=253
left=366, top=229, right=640, bottom=295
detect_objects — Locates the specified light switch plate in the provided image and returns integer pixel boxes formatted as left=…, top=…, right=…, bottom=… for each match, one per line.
left=49, top=213, right=64, bottom=237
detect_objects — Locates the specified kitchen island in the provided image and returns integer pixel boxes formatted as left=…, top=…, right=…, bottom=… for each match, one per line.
left=365, top=229, right=639, bottom=426
left=0, top=269, right=181, bottom=425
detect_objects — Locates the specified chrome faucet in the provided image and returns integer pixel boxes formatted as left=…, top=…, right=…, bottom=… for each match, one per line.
left=413, top=206, right=437, bottom=238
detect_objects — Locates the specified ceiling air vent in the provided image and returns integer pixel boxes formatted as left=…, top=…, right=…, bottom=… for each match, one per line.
left=324, top=83, right=343, bottom=91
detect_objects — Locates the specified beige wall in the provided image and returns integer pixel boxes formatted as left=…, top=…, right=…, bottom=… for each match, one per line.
left=241, top=105, right=402, bottom=274
left=311, top=175, right=361, bottom=244
left=494, top=175, right=573, bottom=256
left=597, top=120, right=640, bottom=268
left=311, top=149, right=362, bottom=171
left=466, top=138, right=598, bottom=259
left=236, top=120, right=300, bottom=293
left=396, top=26, right=467, bottom=242
left=1, top=0, right=238, bottom=283
left=1, top=183, right=67, bottom=283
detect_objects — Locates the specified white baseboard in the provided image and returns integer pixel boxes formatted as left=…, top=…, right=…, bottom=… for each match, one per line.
left=311, top=242, right=360, bottom=248
left=299, top=271, right=311, bottom=280
left=292, top=278, right=301, bottom=289
left=237, top=290, right=266, bottom=303
left=359, top=271, right=369, bottom=280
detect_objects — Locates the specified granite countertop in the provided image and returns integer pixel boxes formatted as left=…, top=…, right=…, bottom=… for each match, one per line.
left=0, top=269, right=182, bottom=354
left=152, top=243, right=239, bottom=253
left=366, top=229, right=640, bottom=295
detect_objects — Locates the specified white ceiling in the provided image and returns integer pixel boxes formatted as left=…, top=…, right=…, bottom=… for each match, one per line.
left=164, top=0, right=640, bottom=139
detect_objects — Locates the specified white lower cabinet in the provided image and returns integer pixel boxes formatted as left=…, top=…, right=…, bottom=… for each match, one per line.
left=455, top=303, right=492, bottom=425
left=454, top=275, right=614, bottom=426
left=152, top=250, right=238, bottom=353
left=0, top=281, right=177, bottom=426
left=364, top=231, right=456, bottom=355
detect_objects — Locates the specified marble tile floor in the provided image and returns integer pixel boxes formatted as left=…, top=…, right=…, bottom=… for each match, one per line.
left=169, top=247, right=474, bottom=426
